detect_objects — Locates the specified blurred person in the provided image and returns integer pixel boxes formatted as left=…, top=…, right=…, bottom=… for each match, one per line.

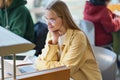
left=107, top=0, right=120, bottom=69
left=35, top=0, right=102, bottom=80
left=0, top=0, right=34, bottom=42
left=107, top=1, right=120, bottom=51
left=84, top=0, right=120, bottom=50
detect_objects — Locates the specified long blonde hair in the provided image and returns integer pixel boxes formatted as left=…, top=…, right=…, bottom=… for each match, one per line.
left=46, top=0, right=80, bottom=30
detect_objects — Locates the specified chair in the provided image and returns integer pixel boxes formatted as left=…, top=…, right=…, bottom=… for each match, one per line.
left=79, top=20, right=95, bottom=45
left=92, top=46, right=117, bottom=80
left=33, top=21, right=48, bottom=56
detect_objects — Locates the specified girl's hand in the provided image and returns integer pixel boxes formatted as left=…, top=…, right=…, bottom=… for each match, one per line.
left=51, top=30, right=60, bottom=44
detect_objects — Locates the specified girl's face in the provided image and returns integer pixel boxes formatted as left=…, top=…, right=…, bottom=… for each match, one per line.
left=44, top=10, right=63, bottom=32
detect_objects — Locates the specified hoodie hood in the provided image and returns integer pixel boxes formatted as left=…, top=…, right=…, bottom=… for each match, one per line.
left=84, top=1, right=107, bottom=21
left=7, top=0, right=27, bottom=10
left=0, top=0, right=27, bottom=27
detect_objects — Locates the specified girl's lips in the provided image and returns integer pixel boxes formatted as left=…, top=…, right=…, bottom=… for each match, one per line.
left=48, top=26, right=54, bottom=28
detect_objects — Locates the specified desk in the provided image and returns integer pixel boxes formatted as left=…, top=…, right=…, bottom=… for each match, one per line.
left=1, top=50, right=70, bottom=80
left=4, top=66, right=70, bottom=80
left=18, top=66, right=70, bottom=80
left=0, top=50, right=37, bottom=79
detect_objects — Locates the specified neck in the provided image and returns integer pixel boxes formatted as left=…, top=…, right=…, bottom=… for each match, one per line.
left=58, top=26, right=67, bottom=36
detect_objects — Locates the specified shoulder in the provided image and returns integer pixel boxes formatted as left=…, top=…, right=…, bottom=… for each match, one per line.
left=74, top=30, right=86, bottom=38
left=10, top=6, right=32, bottom=19
left=101, top=7, right=112, bottom=14
left=67, top=29, right=87, bottom=47
left=69, top=29, right=87, bottom=42
left=13, top=6, right=30, bottom=15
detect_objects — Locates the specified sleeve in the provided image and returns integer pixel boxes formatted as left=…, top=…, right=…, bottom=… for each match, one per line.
left=35, top=31, right=87, bottom=75
left=36, top=32, right=59, bottom=61
left=101, top=9, right=120, bottom=32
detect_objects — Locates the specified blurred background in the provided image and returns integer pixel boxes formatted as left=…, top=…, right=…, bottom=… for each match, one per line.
left=26, top=0, right=85, bottom=25
left=26, top=0, right=120, bottom=24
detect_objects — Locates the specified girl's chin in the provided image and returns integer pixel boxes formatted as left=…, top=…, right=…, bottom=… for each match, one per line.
left=48, top=29, right=58, bottom=32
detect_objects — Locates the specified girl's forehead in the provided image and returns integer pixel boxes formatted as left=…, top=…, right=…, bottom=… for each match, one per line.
left=45, top=10, right=58, bottom=17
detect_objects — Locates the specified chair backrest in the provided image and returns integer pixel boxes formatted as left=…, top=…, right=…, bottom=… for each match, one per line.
left=92, top=46, right=117, bottom=80
left=33, top=21, right=48, bottom=56
left=79, top=20, right=95, bottom=45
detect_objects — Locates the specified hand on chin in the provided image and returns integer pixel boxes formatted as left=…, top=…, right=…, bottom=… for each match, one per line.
left=49, top=28, right=59, bottom=32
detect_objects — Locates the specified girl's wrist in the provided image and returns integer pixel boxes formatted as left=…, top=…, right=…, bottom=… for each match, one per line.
left=52, top=40, right=58, bottom=45
left=48, top=40, right=58, bottom=45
